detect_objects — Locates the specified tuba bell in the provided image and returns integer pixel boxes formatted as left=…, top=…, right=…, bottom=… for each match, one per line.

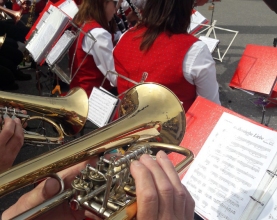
left=0, top=87, right=88, bottom=145
left=0, top=83, right=194, bottom=219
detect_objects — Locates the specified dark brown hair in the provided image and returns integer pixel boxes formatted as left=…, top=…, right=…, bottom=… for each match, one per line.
left=73, top=0, right=117, bottom=34
left=137, top=0, right=194, bottom=51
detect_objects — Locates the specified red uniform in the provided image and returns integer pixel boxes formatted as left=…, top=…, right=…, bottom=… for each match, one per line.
left=113, top=27, right=198, bottom=112
left=69, top=21, right=112, bottom=97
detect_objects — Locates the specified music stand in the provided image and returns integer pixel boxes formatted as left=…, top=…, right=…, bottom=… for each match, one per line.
left=193, top=3, right=238, bottom=62
left=229, top=44, right=277, bottom=125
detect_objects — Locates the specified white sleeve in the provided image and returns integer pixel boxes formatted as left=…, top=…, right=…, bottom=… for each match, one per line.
left=183, top=40, right=221, bottom=105
left=82, top=28, right=117, bottom=87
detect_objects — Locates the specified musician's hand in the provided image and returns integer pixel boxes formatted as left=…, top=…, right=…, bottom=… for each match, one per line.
left=130, top=150, right=195, bottom=220
left=0, top=116, right=24, bottom=173
left=2, top=158, right=100, bottom=220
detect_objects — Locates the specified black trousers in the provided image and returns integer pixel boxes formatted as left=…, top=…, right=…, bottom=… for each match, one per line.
left=0, top=65, right=15, bottom=88
left=0, top=37, right=23, bottom=66
left=0, top=20, right=30, bottom=43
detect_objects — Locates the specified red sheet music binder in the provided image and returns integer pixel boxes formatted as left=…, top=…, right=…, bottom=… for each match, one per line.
left=229, top=44, right=277, bottom=96
left=168, top=96, right=273, bottom=179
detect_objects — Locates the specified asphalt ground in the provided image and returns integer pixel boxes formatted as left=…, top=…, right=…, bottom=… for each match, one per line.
left=1, top=0, right=277, bottom=218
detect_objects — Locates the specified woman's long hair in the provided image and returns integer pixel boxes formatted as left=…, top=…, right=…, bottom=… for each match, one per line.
left=73, top=0, right=117, bottom=34
left=137, top=0, right=194, bottom=51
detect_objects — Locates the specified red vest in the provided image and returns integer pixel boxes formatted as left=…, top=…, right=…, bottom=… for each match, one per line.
left=113, top=27, right=198, bottom=112
left=69, top=21, right=112, bottom=97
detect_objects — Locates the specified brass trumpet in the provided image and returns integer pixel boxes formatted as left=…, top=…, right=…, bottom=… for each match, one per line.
left=0, top=83, right=194, bottom=219
left=0, top=6, right=22, bottom=23
left=0, top=87, right=88, bottom=145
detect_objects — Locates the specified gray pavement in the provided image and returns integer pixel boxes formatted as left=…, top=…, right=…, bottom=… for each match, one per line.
left=1, top=0, right=277, bottom=217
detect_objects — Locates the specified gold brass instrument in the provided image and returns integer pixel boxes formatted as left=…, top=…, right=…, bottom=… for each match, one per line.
left=0, top=6, right=22, bottom=23
left=0, top=33, right=6, bottom=49
left=0, top=87, right=88, bottom=145
left=26, top=0, right=35, bottom=28
left=0, top=83, right=194, bottom=219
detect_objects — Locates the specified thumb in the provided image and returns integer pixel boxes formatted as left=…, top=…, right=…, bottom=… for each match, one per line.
left=2, top=178, right=60, bottom=220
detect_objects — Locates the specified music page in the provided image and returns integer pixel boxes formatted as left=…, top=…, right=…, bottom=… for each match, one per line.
left=182, top=112, right=277, bottom=220
left=46, top=30, right=76, bottom=66
left=88, top=87, right=119, bottom=127
left=199, top=36, right=220, bottom=53
left=58, top=0, right=78, bottom=19
left=26, top=5, right=70, bottom=63
left=188, top=10, right=208, bottom=34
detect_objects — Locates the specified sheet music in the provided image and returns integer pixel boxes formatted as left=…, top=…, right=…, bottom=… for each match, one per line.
left=188, top=10, right=207, bottom=33
left=88, top=87, right=119, bottom=127
left=26, top=5, right=70, bottom=63
left=199, top=36, right=220, bottom=53
left=27, top=23, right=56, bottom=61
left=36, top=11, right=50, bottom=30
left=182, top=112, right=277, bottom=220
left=46, top=30, right=76, bottom=65
left=58, top=0, right=79, bottom=19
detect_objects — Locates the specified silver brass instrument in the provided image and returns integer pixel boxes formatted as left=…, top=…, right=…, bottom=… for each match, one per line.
left=0, top=87, right=88, bottom=145
left=0, top=83, right=194, bottom=219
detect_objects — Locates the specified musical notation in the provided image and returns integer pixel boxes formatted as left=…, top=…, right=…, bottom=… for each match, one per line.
left=182, top=112, right=277, bottom=220
left=88, top=87, right=119, bottom=127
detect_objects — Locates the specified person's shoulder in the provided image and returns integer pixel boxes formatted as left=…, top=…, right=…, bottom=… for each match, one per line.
left=90, top=27, right=111, bottom=39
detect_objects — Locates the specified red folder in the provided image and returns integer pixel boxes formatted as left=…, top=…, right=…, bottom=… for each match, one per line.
left=168, top=96, right=274, bottom=179
left=229, top=44, right=277, bottom=96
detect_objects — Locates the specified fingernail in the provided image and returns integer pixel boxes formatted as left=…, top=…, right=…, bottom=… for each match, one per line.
left=14, top=118, right=21, bottom=123
left=158, top=150, right=169, bottom=160
left=131, top=160, right=141, bottom=166
left=141, top=154, right=153, bottom=160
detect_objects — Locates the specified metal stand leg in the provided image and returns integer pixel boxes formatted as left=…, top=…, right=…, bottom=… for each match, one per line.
left=249, top=96, right=273, bottom=126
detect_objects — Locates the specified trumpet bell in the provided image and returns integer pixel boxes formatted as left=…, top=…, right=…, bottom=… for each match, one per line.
left=0, top=87, right=88, bottom=144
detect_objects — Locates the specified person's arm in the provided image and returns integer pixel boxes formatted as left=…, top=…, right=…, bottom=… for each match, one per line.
left=82, top=28, right=117, bottom=87
left=0, top=116, right=24, bottom=173
left=183, top=40, right=221, bottom=105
